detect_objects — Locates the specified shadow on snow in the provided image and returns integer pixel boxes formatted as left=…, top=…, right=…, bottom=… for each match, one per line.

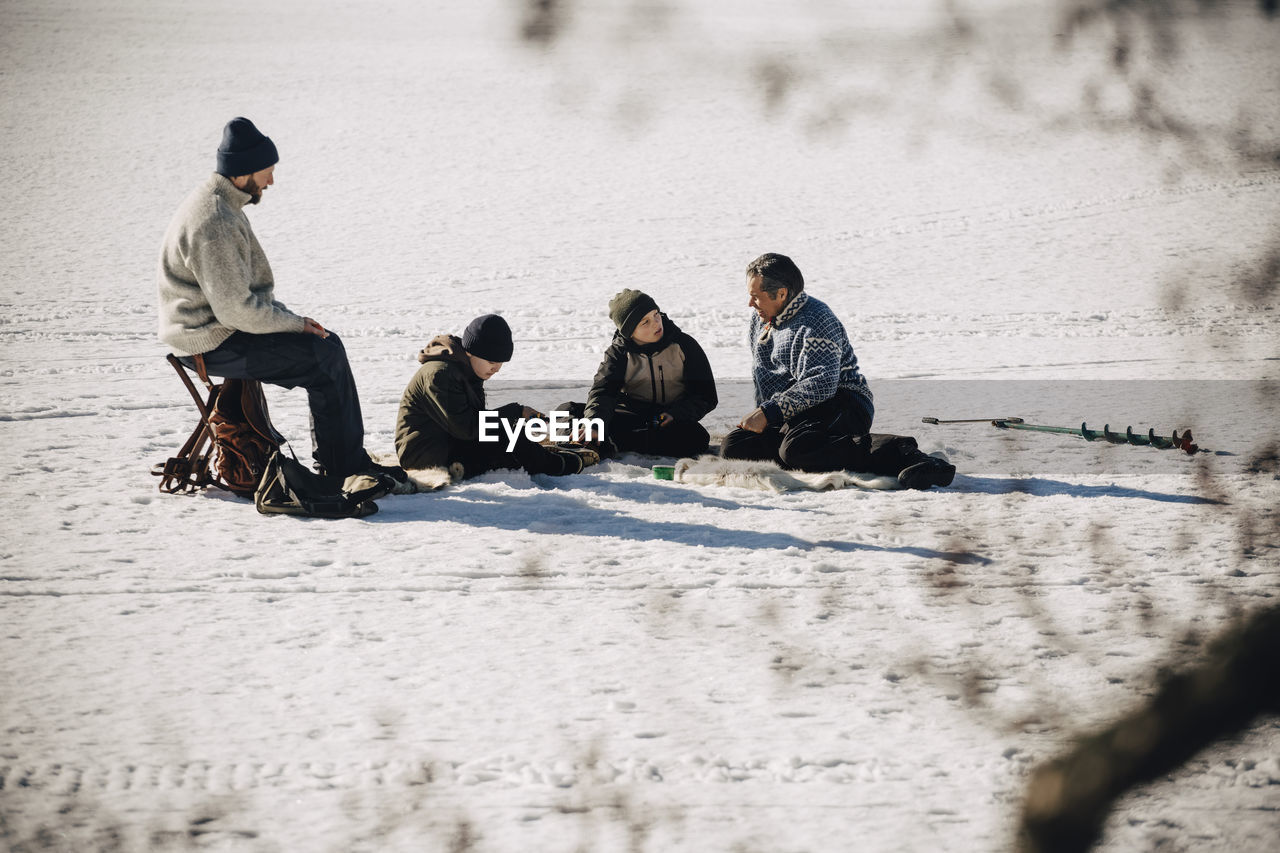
left=956, top=475, right=1227, bottom=504
left=374, top=481, right=989, bottom=565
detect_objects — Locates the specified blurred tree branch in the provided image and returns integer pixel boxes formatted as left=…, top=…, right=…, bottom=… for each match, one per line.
left=1017, top=604, right=1280, bottom=852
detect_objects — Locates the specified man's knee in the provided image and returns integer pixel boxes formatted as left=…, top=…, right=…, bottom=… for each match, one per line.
left=721, top=428, right=774, bottom=461
left=777, top=442, right=817, bottom=472
left=312, top=330, right=349, bottom=363
left=304, top=331, right=357, bottom=385
left=777, top=432, right=845, bottom=472
left=719, top=429, right=747, bottom=459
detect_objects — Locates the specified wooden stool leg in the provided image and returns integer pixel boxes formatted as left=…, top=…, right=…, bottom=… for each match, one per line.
left=151, top=355, right=223, bottom=494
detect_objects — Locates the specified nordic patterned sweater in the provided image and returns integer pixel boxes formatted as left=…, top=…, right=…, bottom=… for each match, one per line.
left=157, top=173, right=305, bottom=357
left=750, top=291, right=874, bottom=426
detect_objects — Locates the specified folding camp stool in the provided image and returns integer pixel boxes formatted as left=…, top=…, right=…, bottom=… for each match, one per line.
left=151, top=353, right=221, bottom=494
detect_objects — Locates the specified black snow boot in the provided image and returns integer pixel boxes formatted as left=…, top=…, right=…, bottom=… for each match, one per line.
left=897, top=457, right=956, bottom=490
left=549, top=445, right=600, bottom=476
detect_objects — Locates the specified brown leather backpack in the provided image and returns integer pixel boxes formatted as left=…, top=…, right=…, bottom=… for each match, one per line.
left=152, top=355, right=284, bottom=498
left=208, top=377, right=284, bottom=497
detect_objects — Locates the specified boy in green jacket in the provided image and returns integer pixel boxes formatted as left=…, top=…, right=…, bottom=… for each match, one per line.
left=396, top=315, right=597, bottom=479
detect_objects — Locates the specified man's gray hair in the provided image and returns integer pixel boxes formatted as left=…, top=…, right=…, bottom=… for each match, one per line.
left=746, top=253, right=804, bottom=297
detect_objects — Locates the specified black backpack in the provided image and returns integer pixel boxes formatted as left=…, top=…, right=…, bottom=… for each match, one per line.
left=254, top=451, right=382, bottom=519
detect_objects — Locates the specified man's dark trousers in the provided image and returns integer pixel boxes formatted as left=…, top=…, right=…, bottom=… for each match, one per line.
left=720, top=388, right=925, bottom=475
left=180, top=331, right=371, bottom=478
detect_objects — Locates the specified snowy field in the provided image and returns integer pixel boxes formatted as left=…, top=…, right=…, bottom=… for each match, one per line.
left=1, top=1, right=1278, bottom=851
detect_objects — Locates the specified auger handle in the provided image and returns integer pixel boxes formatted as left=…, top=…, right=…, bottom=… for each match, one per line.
left=922, top=416, right=1025, bottom=425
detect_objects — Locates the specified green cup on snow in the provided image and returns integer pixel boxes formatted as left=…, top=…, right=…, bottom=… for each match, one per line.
left=652, top=465, right=675, bottom=481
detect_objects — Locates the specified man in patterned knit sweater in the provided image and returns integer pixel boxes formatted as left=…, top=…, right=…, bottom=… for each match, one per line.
left=720, top=253, right=955, bottom=490
left=157, top=117, right=401, bottom=490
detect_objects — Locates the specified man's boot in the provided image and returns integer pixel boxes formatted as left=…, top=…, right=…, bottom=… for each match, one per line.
left=897, top=456, right=956, bottom=490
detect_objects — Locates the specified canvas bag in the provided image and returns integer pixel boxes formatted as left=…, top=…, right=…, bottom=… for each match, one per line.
left=254, top=451, right=381, bottom=518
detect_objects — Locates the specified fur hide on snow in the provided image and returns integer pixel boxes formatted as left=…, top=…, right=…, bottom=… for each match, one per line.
left=673, top=455, right=901, bottom=492
left=371, top=451, right=460, bottom=494
left=397, top=464, right=461, bottom=494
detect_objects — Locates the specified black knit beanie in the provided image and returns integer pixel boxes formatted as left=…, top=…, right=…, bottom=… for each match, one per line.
left=216, top=117, right=279, bottom=177
left=461, top=314, right=514, bottom=363
left=608, top=289, right=660, bottom=337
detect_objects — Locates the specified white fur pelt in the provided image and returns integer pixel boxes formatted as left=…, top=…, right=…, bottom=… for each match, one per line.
left=398, top=464, right=461, bottom=494
left=371, top=451, right=460, bottom=494
left=673, top=455, right=901, bottom=492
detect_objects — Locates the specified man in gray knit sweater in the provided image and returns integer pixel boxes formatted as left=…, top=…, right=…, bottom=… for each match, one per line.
left=157, top=117, right=385, bottom=484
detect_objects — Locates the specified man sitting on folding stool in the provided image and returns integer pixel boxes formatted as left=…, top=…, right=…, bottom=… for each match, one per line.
left=156, top=116, right=401, bottom=491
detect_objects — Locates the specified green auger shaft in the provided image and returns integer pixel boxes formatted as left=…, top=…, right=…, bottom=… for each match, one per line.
left=990, top=419, right=1202, bottom=454
left=920, top=417, right=1205, bottom=455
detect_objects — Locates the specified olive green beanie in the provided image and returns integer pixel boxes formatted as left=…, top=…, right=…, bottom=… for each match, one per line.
left=608, top=289, right=659, bottom=337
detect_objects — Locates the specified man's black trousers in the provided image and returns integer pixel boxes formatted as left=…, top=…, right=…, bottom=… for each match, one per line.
left=180, top=331, right=371, bottom=478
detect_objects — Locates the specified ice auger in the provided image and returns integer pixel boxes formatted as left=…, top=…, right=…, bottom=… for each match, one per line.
left=921, top=416, right=1205, bottom=455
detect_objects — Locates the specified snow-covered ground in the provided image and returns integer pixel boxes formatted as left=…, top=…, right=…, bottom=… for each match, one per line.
left=1, top=1, right=1277, bottom=850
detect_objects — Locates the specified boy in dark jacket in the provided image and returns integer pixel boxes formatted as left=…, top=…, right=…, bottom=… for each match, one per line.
left=395, top=315, right=597, bottom=479
left=562, top=290, right=718, bottom=458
